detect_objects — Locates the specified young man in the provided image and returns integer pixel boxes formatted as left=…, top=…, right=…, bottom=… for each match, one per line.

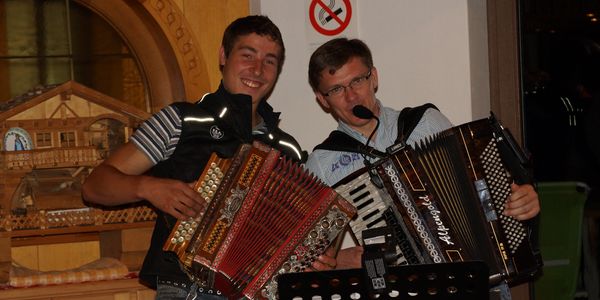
left=306, top=38, right=540, bottom=299
left=82, top=15, right=306, bottom=299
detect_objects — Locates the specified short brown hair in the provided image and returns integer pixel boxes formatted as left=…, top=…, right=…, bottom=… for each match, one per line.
left=308, top=38, right=374, bottom=92
left=221, top=15, right=285, bottom=74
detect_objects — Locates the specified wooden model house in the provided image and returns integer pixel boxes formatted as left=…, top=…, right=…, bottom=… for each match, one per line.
left=0, top=80, right=150, bottom=212
left=0, top=81, right=157, bottom=298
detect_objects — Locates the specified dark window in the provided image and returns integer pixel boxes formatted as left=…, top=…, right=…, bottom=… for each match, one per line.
left=35, top=131, right=52, bottom=147
left=520, top=0, right=600, bottom=200
left=59, top=131, right=75, bottom=147
left=0, top=0, right=147, bottom=111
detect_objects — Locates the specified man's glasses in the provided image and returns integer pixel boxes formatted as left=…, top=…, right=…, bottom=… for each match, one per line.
left=322, top=69, right=372, bottom=98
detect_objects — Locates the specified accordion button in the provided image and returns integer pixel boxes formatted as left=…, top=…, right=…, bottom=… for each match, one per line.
left=321, top=220, right=330, bottom=229
left=170, top=237, right=177, bottom=244
left=178, top=236, right=184, bottom=243
left=309, top=231, right=318, bottom=238
left=335, top=218, right=345, bottom=228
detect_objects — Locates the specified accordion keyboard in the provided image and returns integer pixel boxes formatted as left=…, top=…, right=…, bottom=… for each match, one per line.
left=334, top=172, right=410, bottom=265
left=335, top=172, right=388, bottom=243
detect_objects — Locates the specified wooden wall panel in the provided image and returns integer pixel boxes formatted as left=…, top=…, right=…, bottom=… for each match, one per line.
left=178, top=0, right=249, bottom=92
left=487, top=0, right=523, bottom=144
left=0, top=1, right=8, bottom=102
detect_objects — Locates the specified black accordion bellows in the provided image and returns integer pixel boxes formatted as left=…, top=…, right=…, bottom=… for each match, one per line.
left=336, top=115, right=542, bottom=285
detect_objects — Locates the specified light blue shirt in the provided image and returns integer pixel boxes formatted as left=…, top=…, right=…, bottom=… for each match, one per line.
left=305, top=102, right=452, bottom=186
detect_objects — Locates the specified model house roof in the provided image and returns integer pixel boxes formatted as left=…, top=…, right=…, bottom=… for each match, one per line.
left=0, top=81, right=150, bottom=122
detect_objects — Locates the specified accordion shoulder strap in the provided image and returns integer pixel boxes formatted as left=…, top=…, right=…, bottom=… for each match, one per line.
left=313, top=130, right=386, bottom=159
left=313, top=103, right=438, bottom=157
left=394, top=103, right=438, bottom=144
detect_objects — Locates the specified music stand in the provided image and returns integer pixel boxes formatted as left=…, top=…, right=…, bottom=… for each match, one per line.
left=277, top=261, right=489, bottom=300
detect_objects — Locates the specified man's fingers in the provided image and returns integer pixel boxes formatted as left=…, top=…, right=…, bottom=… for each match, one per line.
left=169, top=205, right=188, bottom=220
left=310, top=258, right=336, bottom=271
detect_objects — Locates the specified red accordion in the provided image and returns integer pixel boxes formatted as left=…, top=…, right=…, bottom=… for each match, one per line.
left=163, top=141, right=356, bottom=299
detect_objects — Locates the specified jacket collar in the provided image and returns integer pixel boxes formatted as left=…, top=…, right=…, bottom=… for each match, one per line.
left=198, top=82, right=281, bottom=135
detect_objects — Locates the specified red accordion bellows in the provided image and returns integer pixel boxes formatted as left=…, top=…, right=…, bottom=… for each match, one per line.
left=163, top=141, right=356, bottom=299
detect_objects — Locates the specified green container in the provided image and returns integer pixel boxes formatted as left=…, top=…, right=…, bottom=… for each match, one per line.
left=534, top=182, right=589, bottom=300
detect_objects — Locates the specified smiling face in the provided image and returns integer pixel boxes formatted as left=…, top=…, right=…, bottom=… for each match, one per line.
left=315, top=56, right=380, bottom=137
left=220, top=33, right=282, bottom=110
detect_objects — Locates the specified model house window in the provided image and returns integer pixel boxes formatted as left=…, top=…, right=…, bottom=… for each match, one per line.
left=35, top=132, right=52, bottom=148
left=59, top=131, right=75, bottom=147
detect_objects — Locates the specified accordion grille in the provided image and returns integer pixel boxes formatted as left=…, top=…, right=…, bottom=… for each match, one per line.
left=416, top=135, right=480, bottom=255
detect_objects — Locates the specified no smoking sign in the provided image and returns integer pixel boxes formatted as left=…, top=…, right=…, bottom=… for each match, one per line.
left=309, top=0, right=352, bottom=36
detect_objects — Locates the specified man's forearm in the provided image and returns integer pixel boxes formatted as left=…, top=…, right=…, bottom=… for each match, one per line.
left=82, top=163, right=146, bottom=206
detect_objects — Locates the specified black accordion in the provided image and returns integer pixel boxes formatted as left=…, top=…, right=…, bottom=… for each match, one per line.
left=163, top=141, right=356, bottom=299
left=334, top=115, right=542, bottom=285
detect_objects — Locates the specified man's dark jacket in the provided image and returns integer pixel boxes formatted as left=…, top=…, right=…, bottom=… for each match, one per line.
left=139, top=84, right=307, bottom=287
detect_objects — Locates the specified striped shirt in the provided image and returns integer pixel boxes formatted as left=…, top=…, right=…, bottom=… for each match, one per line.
left=131, top=105, right=269, bottom=165
left=131, top=105, right=182, bottom=165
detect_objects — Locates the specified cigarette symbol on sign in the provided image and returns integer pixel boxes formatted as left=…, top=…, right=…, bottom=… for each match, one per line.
left=309, top=0, right=352, bottom=36
left=318, top=0, right=343, bottom=25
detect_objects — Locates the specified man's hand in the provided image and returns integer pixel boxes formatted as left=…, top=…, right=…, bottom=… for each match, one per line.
left=503, top=183, right=540, bottom=220
left=310, top=246, right=338, bottom=271
left=310, top=246, right=364, bottom=271
left=82, top=142, right=206, bottom=220
left=138, top=177, right=206, bottom=220
left=335, top=246, right=363, bottom=269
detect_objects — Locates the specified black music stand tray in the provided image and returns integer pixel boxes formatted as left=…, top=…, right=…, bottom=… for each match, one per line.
left=277, top=261, right=490, bottom=300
